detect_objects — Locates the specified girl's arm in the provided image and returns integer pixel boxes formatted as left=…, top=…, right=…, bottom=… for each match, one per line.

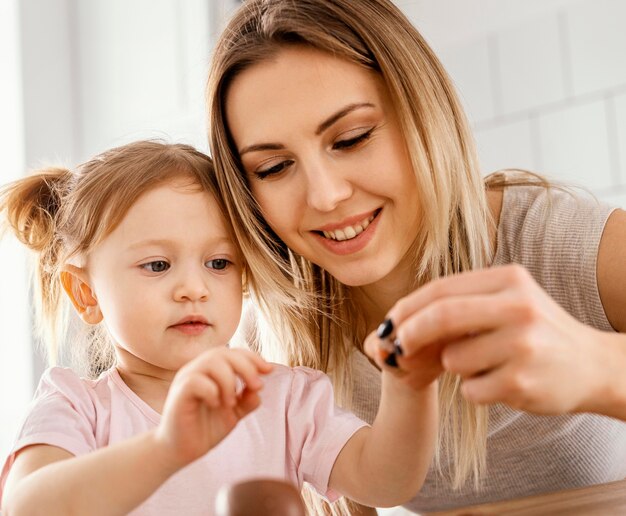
left=4, top=432, right=181, bottom=516
left=328, top=345, right=439, bottom=508
left=2, top=348, right=272, bottom=516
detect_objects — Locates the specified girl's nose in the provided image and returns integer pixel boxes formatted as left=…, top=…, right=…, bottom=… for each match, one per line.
left=173, top=269, right=210, bottom=302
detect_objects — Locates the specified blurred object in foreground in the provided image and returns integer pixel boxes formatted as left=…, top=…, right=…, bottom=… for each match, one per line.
left=215, top=478, right=306, bottom=516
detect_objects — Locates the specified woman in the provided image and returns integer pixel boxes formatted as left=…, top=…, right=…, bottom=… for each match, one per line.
left=206, top=0, right=626, bottom=512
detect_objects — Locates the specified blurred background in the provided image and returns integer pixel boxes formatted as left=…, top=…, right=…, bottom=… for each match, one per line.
left=1, top=0, right=625, bottom=495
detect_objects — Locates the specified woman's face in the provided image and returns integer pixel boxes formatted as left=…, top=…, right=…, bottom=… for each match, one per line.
left=225, top=46, right=421, bottom=287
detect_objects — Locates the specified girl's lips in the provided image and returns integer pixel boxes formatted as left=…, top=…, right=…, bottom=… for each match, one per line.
left=170, top=322, right=210, bottom=335
left=312, top=208, right=381, bottom=255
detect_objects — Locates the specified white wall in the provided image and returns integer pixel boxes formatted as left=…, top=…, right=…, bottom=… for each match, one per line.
left=398, top=0, right=626, bottom=208
left=0, top=0, right=32, bottom=464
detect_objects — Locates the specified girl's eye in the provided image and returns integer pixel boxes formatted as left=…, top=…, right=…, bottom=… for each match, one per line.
left=332, top=128, right=374, bottom=150
left=141, top=261, right=170, bottom=273
left=206, top=258, right=231, bottom=270
left=255, top=159, right=294, bottom=180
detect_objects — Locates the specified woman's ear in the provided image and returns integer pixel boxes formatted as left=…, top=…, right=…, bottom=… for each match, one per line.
left=60, top=265, right=103, bottom=325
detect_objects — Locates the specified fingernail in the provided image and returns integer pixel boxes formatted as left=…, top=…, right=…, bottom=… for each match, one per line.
left=377, top=318, right=394, bottom=339
left=384, top=352, right=398, bottom=368
left=393, top=338, right=403, bottom=356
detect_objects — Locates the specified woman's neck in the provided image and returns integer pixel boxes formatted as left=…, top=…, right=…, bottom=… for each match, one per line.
left=352, top=259, right=418, bottom=333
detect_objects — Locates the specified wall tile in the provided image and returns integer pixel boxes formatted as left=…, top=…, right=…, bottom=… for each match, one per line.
left=474, top=117, right=536, bottom=175
left=598, top=192, right=626, bottom=209
left=613, top=92, right=626, bottom=185
left=566, top=0, right=626, bottom=97
left=497, top=14, right=566, bottom=115
left=439, top=38, right=496, bottom=124
left=537, top=99, right=613, bottom=189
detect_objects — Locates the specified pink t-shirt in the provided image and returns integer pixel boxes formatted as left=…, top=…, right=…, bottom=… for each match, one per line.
left=1, top=364, right=367, bottom=514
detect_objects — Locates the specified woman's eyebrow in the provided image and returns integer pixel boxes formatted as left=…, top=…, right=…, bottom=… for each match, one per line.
left=238, top=102, right=375, bottom=156
left=315, top=102, right=375, bottom=135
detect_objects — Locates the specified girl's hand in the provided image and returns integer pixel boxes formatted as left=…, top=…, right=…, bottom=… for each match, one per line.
left=155, top=348, right=273, bottom=468
left=386, top=264, right=618, bottom=415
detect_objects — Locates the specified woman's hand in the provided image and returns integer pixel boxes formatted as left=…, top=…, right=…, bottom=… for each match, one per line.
left=363, top=323, right=444, bottom=392
left=155, top=348, right=273, bottom=468
left=385, top=264, right=625, bottom=415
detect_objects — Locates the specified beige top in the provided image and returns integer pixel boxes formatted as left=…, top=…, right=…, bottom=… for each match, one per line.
left=350, top=185, right=626, bottom=513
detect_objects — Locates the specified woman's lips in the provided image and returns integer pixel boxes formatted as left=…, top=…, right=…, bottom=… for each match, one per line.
left=312, top=208, right=381, bottom=255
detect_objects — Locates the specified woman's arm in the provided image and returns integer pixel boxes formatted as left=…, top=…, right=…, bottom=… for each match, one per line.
left=328, top=347, right=438, bottom=507
left=382, top=208, right=626, bottom=419
left=597, top=209, right=626, bottom=332
left=587, top=208, right=626, bottom=419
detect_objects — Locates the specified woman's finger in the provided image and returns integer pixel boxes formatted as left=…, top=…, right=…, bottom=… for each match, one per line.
left=388, top=264, right=534, bottom=326
left=441, top=328, right=519, bottom=378
left=396, top=288, right=540, bottom=357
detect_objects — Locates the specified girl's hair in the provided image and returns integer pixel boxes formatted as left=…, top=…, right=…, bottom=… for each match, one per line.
left=207, top=0, right=495, bottom=498
left=0, top=141, right=227, bottom=377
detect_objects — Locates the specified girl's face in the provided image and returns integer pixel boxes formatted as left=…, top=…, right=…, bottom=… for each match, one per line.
left=85, top=180, right=243, bottom=377
left=225, top=47, right=421, bottom=288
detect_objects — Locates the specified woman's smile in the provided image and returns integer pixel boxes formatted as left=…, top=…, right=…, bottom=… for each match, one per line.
left=226, top=46, right=421, bottom=287
left=311, top=208, right=382, bottom=255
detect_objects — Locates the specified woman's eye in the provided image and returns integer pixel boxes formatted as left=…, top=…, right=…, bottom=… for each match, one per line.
left=206, top=258, right=231, bottom=270
left=141, top=261, right=169, bottom=273
left=256, top=160, right=294, bottom=180
left=333, top=128, right=374, bottom=150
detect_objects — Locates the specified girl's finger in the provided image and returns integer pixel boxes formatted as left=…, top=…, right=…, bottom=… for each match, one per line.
left=201, top=358, right=239, bottom=407
left=177, top=373, right=221, bottom=409
left=229, top=348, right=274, bottom=374
left=220, top=350, right=270, bottom=391
left=233, top=389, right=262, bottom=419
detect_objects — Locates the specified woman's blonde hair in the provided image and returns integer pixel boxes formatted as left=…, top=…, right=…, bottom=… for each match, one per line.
left=0, top=141, right=226, bottom=377
left=207, top=0, right=493, bottom=501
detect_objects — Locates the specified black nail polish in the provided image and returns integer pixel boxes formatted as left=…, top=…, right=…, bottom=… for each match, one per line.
left=393, top=338, right=403, bottom=356
left=377, top=318, right=394, bottom=339
left=384, top=352, right=398, bottom=368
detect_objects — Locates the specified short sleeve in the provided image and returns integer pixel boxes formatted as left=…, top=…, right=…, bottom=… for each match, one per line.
left=0, top=367, right=99, bottom=497
left=494, top=185, right=616, bottom=331
left=285, top=367, right=368, bottom=502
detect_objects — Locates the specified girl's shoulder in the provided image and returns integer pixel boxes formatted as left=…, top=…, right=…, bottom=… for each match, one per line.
left=36, top=366, right=114, bottom=405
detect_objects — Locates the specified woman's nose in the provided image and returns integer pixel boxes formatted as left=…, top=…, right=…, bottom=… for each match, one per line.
left=304, top=160, right=353, bottom=212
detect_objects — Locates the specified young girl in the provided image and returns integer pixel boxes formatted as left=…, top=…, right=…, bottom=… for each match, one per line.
left=0, top=141, right=437, bottom=515
left=207, top=0, right=626, bottom=513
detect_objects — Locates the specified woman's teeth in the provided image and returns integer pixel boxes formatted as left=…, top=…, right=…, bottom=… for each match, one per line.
left=322, top=213, right=376, bottom=241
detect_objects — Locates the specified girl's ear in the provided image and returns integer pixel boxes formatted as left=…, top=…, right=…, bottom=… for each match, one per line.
left=60, top=265, right=103, bottom=325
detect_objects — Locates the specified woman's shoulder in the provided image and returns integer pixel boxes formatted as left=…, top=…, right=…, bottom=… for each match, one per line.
left=493, top=182, right=615, bottom=261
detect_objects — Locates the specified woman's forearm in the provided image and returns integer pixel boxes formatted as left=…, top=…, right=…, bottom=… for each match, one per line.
left=7, top=430, right=180, bottom=516
left=583, top=331, right=626, bottom=421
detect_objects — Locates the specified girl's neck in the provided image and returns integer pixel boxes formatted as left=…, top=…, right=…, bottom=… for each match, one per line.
left=115, top=351, right=174, bottom=414
left=116, top=367, right=172, bottom=414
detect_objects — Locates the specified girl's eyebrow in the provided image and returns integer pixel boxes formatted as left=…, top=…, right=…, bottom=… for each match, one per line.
left=125, top=236, right=234, bottom=251
left=238, top=102, right=376, bottom=156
